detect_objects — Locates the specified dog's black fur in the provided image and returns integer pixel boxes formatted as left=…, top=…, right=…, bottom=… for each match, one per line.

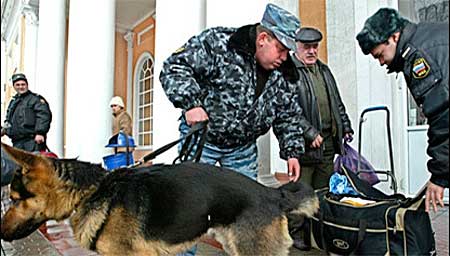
left=1, top=143, right=318, bottom=255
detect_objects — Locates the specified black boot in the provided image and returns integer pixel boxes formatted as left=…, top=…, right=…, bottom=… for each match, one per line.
left=288, top=215, right=311, bottom=251
left=292, top=220, right=311, bottom=251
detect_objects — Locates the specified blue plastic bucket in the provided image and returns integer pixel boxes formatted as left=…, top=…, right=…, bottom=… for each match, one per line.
left=103, top=152, right=134, bottom=170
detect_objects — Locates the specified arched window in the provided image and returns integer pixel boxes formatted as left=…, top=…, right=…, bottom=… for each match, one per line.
left=134, top=53, right=154, bottom=149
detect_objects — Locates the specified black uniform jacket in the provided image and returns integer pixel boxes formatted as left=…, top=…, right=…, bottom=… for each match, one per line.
left=389, top=22, right=449, bottom=188
left=5, top=90, right=52, bottom=141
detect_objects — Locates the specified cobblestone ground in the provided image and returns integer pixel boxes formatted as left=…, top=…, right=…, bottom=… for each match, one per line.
left=1, top=207, right=448, bottom=256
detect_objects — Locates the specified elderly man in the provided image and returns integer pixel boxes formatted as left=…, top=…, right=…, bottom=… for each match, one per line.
left=356, top=8, right=448, bottom=212
left=288, top=27, right=354, bottom=250
left=160, top=4, right=304, bottom=182
left=1, top=73, right=52, bottom=152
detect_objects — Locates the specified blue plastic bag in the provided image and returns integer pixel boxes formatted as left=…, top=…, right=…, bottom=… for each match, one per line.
left=334, top=141, right=380, bottom=186
left=329, top=172, right=359, bottom=195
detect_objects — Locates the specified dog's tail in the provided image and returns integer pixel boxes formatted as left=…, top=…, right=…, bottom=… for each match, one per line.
left=278, top=181, right=319, bottom=218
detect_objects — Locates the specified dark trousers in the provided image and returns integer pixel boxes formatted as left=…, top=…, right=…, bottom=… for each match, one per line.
left=289, top=132, right=336, bottom=249
left=13, top=138, right=45, bottom=152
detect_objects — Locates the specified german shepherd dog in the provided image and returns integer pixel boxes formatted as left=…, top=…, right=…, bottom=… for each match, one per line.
left=1, top=143, right=318, bottom=255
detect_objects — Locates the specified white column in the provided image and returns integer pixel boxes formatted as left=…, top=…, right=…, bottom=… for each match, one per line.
left=65, top=0, right=115, bottom=162
left=1, top=40, right=5, bottom=106
left=206, top=0, right=297, bottom=28
left=152, top=0, right=206, bottom=164
left=35, top=0, right=67, bottom=157
left=22, top=4, right=38, bottom=92
left=124, top=31, right=134, bottom=112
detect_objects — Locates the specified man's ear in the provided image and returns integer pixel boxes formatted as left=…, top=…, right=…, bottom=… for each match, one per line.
left=256, top=31, right=271, bottom=47
left=392, top=31, right=401, bottom=43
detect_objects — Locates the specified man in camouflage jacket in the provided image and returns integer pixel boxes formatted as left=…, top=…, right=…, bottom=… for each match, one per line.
left=160, top=4, right=304, bottom=182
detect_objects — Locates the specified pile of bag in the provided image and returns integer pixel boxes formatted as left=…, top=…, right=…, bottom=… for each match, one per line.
left=309, top=166, right=436, bottom=255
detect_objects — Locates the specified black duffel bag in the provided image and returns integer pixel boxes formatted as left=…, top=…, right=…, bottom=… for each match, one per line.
left=310, top=167, right=436, bottom=255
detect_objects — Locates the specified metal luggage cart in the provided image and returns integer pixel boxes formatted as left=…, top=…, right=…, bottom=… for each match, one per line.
left=357, top=106, right=398, bottom=193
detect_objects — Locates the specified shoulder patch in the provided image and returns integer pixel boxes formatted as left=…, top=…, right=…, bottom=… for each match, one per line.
left=40, top=98, right=46, bottom=104
left=173, top=47, right=185, bottom=55
left=412, top=57, right=430, bottom=79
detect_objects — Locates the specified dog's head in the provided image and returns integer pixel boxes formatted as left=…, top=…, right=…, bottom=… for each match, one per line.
left=1, top=143, right=106, bottom=241
left=1, top=144, right=60, bottom=240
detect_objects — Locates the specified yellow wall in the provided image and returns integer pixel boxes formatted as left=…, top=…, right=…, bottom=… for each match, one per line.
left=132, top=16, right=156, bottom=68
left=114, top=32, right=128, bottom=101
left=299, top=0, right=328, bottom=63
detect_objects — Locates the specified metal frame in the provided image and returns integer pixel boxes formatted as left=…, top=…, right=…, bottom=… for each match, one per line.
left=357, top=106, right=398, bottom=194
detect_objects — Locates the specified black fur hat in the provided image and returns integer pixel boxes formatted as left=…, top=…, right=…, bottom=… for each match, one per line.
left=356, top=8, right=410, bottom=55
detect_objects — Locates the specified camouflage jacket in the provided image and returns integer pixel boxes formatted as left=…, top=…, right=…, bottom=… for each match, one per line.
left=160, top=24, right=305, bottom=159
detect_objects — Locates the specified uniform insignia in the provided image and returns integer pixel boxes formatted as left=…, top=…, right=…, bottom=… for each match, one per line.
left=40, top=99, right=46, bottom=104
left=173, top=47, right=185, bottom=54
left=412, top=57, right=430, bottom=79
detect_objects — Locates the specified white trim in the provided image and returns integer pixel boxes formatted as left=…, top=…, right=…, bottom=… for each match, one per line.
left=124, top=31, right=134, bottom=112
left=131, top=10, right=155, bottom=30
left=406, top=125, right=429, bottom=131
left=137, top=24, right=154, bottom=46
left=133, top=51, right=154, bottom=150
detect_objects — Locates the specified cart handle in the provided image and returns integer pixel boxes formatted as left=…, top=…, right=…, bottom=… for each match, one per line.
left=357, top=105, right=396, bottom=193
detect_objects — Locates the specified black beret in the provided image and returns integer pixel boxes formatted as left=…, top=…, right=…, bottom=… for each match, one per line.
left=295, top=27, right=323, bottom=43
left=11, top=73, right=28, bottom=84
left=356, top=8, right=410, bottom=55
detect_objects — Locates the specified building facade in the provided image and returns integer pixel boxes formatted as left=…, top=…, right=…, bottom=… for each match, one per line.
left=1, top=0, right=448, bottom=198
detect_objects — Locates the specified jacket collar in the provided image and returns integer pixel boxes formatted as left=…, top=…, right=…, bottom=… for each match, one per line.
left=388, top=22, right=416, bottom=73
left=14, top=90, right=31, bottom=99
left=229, top=24, right=257, bottom=55
left=229, top=24, right=299, bottom=82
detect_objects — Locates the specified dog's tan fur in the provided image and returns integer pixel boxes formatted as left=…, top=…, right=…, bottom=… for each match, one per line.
left=1, top=143, right=318, bottom=255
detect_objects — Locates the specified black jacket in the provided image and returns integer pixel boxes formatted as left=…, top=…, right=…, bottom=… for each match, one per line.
left=5, top=91, right=52, bottom=141
left=291, top=57, right=353, bottom=164
left=388, top=22, right=449, bottom=188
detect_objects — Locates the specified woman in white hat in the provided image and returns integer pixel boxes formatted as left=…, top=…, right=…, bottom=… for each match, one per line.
left=110, top=96, right=133, bottom=136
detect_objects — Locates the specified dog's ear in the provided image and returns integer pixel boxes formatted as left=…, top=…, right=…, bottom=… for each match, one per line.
left=1, top=143, right=44, bottom=172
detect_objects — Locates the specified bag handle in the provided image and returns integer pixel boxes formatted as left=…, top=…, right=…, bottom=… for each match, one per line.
left=319, top=212, right=367, bottom=255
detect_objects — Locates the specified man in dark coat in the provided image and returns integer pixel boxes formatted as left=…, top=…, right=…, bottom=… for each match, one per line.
left=1, top=73, right=52, bottom=152
left=288, top=27, right=354, bottom=250
left=356, top=8, right=449, bottom=212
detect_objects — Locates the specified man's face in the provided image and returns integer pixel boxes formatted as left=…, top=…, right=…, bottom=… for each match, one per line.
left=13, top=80, right=29, bottom=95
left=255, top=32, right=289, bottom=70
left=369, top=36, right=398, bottom=67
left=110, top=104, right=122, bottom=115
left=295, top=42, right=319, bottom=66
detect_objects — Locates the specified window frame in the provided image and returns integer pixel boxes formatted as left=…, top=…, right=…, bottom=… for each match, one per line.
left=133, top=52, right=154, bottom=150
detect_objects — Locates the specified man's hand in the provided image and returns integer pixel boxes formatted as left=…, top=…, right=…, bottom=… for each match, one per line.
left=35, top=134, right=45, bottom=144
left=344, top=133, right=354, bottom=142
left=185, top=107, right=209, bottom=126
left=311, top=134, right=323, bottom=148
left=287, top=158, right=300, bottom=182
left=425, top=181, right=445, bottom=213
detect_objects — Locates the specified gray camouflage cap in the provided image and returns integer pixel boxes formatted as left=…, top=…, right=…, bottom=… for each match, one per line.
left=260, top=3, right=300, bottom=51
